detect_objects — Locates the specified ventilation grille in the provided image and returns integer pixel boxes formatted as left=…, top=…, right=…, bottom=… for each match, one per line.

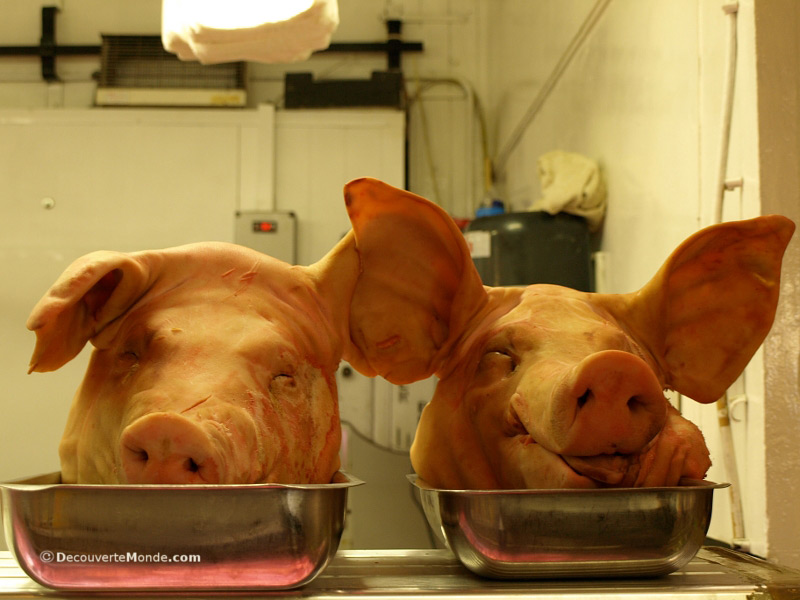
left=96, top=35, right=246, bottom=107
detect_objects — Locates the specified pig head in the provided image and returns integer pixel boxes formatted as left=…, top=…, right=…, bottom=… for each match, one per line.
left=341, top=178, right=795, bottom=489
left=28, top=239, right=362, bottom=484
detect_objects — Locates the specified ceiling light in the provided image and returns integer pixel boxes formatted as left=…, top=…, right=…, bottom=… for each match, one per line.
left=162, top=0, right=339, bottom=64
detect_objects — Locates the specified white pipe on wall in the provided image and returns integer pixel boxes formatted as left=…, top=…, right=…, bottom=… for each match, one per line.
left=711, top=0, right=749, bottom=552
left=712, top=2, right=741, bottom=225
left=408, top=77, right=484, bottom=217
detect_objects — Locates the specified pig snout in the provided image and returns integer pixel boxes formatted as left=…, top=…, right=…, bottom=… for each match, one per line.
left=543, top=350, right=668, bottom=456
left=121, top=413, right=224, bottom=484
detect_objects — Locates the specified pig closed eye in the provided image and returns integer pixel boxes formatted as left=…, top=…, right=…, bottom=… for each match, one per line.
left=477, top=351, right=517, bottom=379
left=116, top=350, right=140, bottom=370
left=270, top=373, right=297, bottom=391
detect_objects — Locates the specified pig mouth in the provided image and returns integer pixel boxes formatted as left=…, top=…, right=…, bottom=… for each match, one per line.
left=559, top=453, right=640, bottom=486
left=506, top=402, right=641, bottom=487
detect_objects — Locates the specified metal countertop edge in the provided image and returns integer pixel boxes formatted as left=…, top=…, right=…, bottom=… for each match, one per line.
left=2, top=548, right=800, bottom=599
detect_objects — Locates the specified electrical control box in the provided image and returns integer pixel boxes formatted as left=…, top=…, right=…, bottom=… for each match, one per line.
left=234, top=211, right=297, bottom=264
left=373, top=376, right=438, bottom=452
left=337, top=361, right=437, bottom=453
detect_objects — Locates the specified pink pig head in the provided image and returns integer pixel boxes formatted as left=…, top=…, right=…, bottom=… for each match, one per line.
left=341, top=178, right=795, bottom=489
left=27, top=239, right=362, bottom=484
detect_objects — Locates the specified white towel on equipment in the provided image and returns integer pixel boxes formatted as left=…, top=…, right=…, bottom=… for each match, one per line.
left=530, top=150, right=606, bottom=231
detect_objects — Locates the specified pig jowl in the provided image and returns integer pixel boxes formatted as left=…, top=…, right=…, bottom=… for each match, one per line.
left=339, top=178, right=795, bottom=489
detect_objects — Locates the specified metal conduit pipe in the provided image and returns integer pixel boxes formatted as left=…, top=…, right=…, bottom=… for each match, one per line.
left=492, top=0, right=612, bottom=184
left=407, top=76, right=488, bottom=217
left=711, top=0, right=749, bottom=552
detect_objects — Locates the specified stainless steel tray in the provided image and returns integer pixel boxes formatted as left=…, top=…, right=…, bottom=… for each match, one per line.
left=1, top=472, right=363, bottom=591
left=409, top=475, right=728, bottom=579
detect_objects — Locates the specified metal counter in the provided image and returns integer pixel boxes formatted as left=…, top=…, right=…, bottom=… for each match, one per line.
left=3, top=547, right=800, bottom=599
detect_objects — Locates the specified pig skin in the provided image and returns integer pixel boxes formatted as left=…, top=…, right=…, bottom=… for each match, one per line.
left=28, top=239, right=361, bottom=484
left=340, top=178, right=794, bottom=489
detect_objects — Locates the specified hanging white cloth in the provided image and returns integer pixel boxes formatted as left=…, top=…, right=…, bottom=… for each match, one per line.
left=530, top=150, right=607, bottom=231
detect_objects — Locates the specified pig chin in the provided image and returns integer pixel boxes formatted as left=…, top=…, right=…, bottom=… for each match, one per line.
left=560, top=453, right=641, bottom=486
left=503, top=435, right=599, bottom=489
left=507, top=432, right=640, bottom=489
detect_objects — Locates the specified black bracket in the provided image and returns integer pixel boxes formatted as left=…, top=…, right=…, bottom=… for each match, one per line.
left=285, top=70, right=405, bottom=109
left=317, top=19, right=422, bottom=71
left=286, top=19, right=423, bottom=109
left=0, top=12, right=421, bottom=82
left=0, top=6, right=101, bottom=82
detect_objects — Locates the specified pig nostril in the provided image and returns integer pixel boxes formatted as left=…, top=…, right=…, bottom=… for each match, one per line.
left=577, top=389, right=591, bottom=409
left=627, top=396, right=643, bottom=412
left=125, top=446, right=149, bottom=463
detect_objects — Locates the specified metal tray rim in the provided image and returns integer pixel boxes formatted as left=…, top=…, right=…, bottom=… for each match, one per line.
left=2, top=471, right=365, bottom=492
left=407, top=473, right=730, bottom=494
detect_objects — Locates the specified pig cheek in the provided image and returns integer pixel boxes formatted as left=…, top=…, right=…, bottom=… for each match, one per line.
left=266, top=376, right=307, bottom=472
left=202, top=368, right=273, bottom=483
left=462, top=371, right=530, bottom=484
left=248, top=384, right=289, bottom=482
left=464, top=357, right=511, bottom=429
left=304, top=371, right=342, bottom=481
left=62, top=351, right=132, bottom=483
left=211, top=401, right=266, bottom=483
left=262, top=367, right=340, bottom=483
left=505, top=359, right=573, bottom=453
left=634, top=413, right=711, bottom=486
left=60, top=399, right=123, bottom=483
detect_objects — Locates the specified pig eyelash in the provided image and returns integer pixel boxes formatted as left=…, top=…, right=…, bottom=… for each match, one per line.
left=118, top=352, right=140, bottom=384
left=493, top=349, right=516, bottom=362
left=485, top=343, right=518, bottom=363
left=503, top=352, right=518, bottom=373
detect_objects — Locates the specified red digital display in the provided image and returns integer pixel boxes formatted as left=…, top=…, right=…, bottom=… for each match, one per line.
left=252, top=221, right=277, bottom=233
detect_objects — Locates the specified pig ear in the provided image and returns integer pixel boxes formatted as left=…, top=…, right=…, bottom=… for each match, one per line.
left=342, top=178, right=488, bottom=384
left=600, top=215, right=794, bottom=404
left=26, top=251, right=152, bottom=373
